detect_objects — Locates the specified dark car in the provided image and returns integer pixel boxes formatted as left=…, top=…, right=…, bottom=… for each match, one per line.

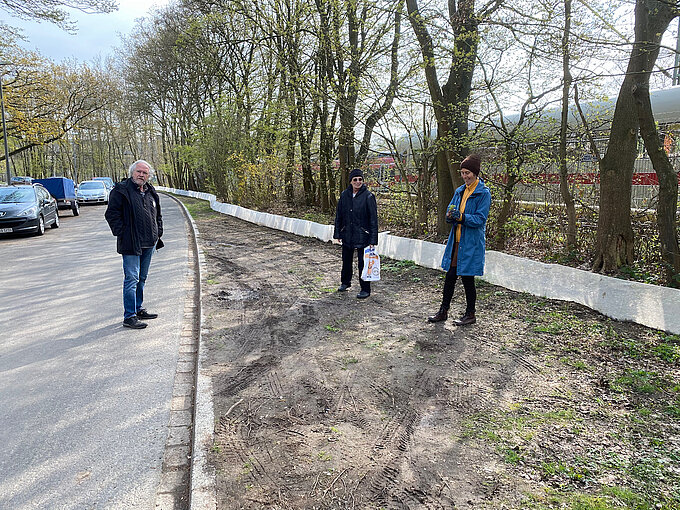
left=33, top=177, right=80, bottom=216
left=10, top=176, right=33, bottom=185
left=0, top=184, right=60, bottom=236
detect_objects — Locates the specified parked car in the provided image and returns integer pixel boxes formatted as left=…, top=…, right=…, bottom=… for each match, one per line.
left=0, top=184, right=60, bottom=236
left=10, top=176, right=33, bottom=185
left=33, top=177, right=80, bottom=216
left=92, top=176, right=115, bottom=191
left=77, top=180, right=109, bottom=204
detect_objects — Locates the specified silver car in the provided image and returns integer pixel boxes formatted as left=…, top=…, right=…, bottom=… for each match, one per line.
left=92, top=176, right=114, bottom=192
left=77, top=180, right=109, bottom=204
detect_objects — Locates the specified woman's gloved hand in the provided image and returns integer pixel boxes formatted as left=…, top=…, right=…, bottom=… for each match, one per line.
left=447, top=206, right=461, bottom=222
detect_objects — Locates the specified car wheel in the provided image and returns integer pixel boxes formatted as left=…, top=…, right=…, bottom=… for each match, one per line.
left=35, top=216, right=45, bottom=236
left=51, top=213, right=60, bottom=229
left=72, top=202, right=80, bottom=216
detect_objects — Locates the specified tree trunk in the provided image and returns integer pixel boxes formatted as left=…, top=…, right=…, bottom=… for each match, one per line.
left=636, top=86, right=680, bottom=284
left=559, top=0, right=577, bottom=251
left=335, top=0, right=361, bottom=192
left=297, top=90, right=317, bottom=207
left=593, top=0, right=678, bottom=273
left=494, top=151, right=520, bottom=251
left=280, top=66, right=296, bottom=205
left=318, top=97, right=331, bottom=213
left=285, top=107, right=296, bottom=205
left=630, top=0, right=680, bottom=284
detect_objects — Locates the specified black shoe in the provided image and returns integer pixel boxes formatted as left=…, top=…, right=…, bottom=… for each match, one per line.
left=356, top=290, right=370, bottom=299
left=124, top=316, right=148, bottom=329
left=454, top=312, right=476, bottom=326
left=428, top=307, right=448, bottom=323
left=137, top=309, right=158, bottom=320
left=337, top=284, right=350, bottom=292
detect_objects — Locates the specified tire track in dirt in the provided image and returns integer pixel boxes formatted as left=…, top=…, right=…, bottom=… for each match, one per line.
left=502, top=348, right=542, bottom=374
left=361, top=369, right=448, bottom=508
left=213, top=419, right=279, bottom=489
left=216, top=354, right=280, bottom=396
left=206, top=229, right=348, bottom=505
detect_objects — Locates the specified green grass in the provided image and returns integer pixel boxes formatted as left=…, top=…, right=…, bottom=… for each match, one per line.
left=381, top=259, right=416, bottom=274
left=532, top=310, right=586, bottom=335
left=560, top=356, right=591, bottom=371
left=341, top=356, right=359, bottom=367
left=178, top=196, right=220, bottom=218
left=611, top=369, right=668, bottom=394
left=653, top=334, right=680, bottom=363
left=521, top=478, right=679, bottom=509
left=317, top=451, right=332, bottom=461
left=461, top=405, right=581, bottom=454
left=302, top=211, right=334, bottom=224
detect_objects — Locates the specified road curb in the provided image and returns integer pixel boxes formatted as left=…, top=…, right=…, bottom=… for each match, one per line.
left=183, top=204, right=217, bottom=510
left=159, top=193, right=216, bottom=509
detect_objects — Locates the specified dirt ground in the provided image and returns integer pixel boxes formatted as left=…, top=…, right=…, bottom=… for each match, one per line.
left=179, top=196, right=680, bottom=510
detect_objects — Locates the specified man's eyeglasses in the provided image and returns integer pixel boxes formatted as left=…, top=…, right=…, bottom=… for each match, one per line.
left=351, top=177, right=363, bottom=182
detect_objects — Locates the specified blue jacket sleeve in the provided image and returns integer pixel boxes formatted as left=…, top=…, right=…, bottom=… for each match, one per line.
left=461, top=189, right=491, bottom=228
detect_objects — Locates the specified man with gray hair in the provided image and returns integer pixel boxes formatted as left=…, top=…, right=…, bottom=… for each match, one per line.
left=105, top=160, right=164, bottom=329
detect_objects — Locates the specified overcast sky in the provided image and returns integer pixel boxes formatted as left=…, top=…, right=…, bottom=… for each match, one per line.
left=8, top=0, right=169, bottom=63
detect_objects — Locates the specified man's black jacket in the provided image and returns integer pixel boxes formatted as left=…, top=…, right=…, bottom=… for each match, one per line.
left=333, top=184, right=378, bottom=248
left=104, top=178, right=164, bottom=255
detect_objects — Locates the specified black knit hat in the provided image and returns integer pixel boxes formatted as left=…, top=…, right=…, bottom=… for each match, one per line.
left=460, top=154, right=481, bottom=176
left=349, top=168, right=364, bottom=180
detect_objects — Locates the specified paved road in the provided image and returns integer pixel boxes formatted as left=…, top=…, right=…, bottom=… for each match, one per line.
left=0, top=194, right=188, bottom=509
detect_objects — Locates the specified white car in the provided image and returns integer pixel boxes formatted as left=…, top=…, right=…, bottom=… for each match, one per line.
left=77, top=180, right=109, bottom=204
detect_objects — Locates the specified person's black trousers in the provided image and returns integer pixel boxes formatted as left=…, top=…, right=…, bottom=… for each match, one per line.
left=341, top=244, right=371, bottom=293
left=441, top=266, right=476, bottom=314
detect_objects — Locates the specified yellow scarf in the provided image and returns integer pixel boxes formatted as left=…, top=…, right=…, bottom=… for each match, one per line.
left=455, top=178, right=479, bottom=243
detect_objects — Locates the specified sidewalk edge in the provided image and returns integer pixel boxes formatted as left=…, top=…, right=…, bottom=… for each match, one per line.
left=173, top=196, right=217, bottom=510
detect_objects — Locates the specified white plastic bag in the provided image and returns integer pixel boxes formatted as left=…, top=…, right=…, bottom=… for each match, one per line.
left=361, top=246, right=381, bottom=281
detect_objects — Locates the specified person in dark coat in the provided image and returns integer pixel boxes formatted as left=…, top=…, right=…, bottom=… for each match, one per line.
left=428, top=154, right=491, bottom=325
left=333, top=168, right=378, bottom=299
left=104, top=160, right=164, bottom=329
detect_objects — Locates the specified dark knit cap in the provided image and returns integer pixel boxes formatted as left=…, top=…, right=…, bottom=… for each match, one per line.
left=349, top=168, right=364, bottom=180
left=460, top=154, right=481, bottom=176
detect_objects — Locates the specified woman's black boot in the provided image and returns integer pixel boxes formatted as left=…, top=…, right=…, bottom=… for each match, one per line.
left=454, top=311, right=476, bottom=326
left=428, top=306, right=448, bottom=323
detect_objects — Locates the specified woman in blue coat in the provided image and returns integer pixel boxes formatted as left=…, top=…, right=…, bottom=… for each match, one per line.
left=428, top=154, right=491, bottom=325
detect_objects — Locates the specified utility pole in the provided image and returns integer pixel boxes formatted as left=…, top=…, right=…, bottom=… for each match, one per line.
left=0, top=65, right=10, bottom=185
left=73, top=139, right=78, bottom=185
left=674, top=18, right=680, bottom=86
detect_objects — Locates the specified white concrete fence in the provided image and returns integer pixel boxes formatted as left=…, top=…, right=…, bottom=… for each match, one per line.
left=160, top=187, right=680, bottom=335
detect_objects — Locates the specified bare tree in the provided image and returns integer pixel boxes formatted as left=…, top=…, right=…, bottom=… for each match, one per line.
left=1, top=0, right=117, bottom=32
left=406, top=0, right=502, bottom=234
left=630, top=0, right=680, bottom=284
left=593, top=0, right=680, bottom=273
left=558, top=0, right=577, bottom=251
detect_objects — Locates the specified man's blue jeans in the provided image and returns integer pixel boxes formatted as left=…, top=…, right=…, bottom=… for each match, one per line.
left=122, top=247, right=154, bottom=319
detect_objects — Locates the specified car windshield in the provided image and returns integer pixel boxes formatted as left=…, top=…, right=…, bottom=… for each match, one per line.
left=80, top=182, right=105, bottom=190
left=0, top=187, right=35, bottom=203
